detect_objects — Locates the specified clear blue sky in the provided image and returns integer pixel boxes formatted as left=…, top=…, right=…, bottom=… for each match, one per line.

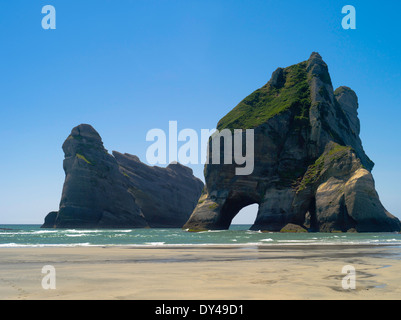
left=0, top=0, right=400, bottom=224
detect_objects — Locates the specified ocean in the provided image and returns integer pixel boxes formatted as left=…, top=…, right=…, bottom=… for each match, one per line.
left=1, top=224, right=401, bottom=248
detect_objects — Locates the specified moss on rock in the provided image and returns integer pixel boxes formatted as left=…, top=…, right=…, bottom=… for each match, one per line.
left=217, top=61, right=311, bottom=131
left=76, top=153, right=92, bottom=165
left=296, top=143, right=352, bottom=192
left=280, top=223, right=307, bottom=233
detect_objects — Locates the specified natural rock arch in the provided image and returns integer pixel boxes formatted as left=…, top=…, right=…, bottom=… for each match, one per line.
left=183, top=53, right=400, bottom=232
left=216, top=193, right=260, bottom=229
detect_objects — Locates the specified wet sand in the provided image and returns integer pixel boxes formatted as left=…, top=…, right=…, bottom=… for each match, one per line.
left=1, top=245, right=400, bottom=300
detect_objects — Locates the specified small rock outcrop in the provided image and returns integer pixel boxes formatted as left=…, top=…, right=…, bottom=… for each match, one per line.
left=42, top=124, right=203, bottom=228
left=183, top=53, right=400, bottom=232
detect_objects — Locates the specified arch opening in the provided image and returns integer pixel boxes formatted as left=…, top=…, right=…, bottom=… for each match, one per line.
left=213, top=192, right=261, bottom=230
left=230, top=203, right=259, bottom=229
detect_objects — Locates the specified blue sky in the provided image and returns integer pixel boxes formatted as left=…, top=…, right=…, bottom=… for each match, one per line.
left=0, top=0, right=400, bottom=224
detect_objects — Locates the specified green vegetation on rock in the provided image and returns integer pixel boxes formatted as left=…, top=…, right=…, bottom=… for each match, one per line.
left=76, top=153, right=92, bottom=165
left=296, top=143, right=352, bottom=192
left=280, top=223, right=308, bottom=233
left=217, top=61, right=311, bottom=131
left=208, top=202, right=219, bottom=210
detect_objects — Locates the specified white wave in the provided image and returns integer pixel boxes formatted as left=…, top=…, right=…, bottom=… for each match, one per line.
left=0, top=243, right=18, bottom=247
left=260, top=238, right=273, bottom=242
left=0, top=231, right=57, bottom=235
left=145, top=242, right=165, bottom=246
left=277, top=239, right=318, bottom=243
left=246, top=230, right=263, bottom=234
left=33, top=230, right=58, bottom=234
left=63, top=229, right=102, bottom=233
left=197, top=230, right=226, bottom=233
left=0, top=243, right=92, bottom=248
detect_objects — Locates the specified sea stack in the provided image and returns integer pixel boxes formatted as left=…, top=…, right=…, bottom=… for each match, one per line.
left=42, top=124, right=203, bottom=228
left=113, top=152, right=204, bottom=228
left=183, top=52, right=400, bottom=232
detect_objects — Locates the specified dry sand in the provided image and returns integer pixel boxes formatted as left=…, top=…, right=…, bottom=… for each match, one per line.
left=0, top=245, right=400, bottom=300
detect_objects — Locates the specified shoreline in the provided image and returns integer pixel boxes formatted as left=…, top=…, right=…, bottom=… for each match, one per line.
left=1, top=242, right=401, bottom=249
left=1, top=244, right=401, bottom=300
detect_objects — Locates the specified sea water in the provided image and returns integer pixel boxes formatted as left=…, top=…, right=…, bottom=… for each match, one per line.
left=1, top=224, right=401, bottom=248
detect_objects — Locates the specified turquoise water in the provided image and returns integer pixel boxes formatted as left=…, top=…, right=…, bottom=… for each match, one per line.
left=1, top=224, right=401, bottom=247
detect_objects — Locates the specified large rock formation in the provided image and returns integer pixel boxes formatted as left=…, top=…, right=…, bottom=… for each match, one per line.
left=184, top=52, right=400, bottom=232
left=42, top=124, right=203, bottom=228
left=113, top=152, right=204, bottom=227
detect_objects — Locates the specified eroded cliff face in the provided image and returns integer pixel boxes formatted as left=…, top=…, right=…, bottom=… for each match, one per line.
left=113, top=152, right=204, bottom=228
left=184, top=53, right=400, bottom=232
left=42, top=124, right=203, bottom=228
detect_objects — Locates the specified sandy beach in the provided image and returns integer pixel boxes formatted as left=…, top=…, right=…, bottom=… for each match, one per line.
left=1, top=244, right=400, bottom=300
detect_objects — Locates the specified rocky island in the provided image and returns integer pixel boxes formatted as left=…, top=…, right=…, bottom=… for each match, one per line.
left=42, top=124, right=204, bottom=228
left=184, top=52, right=400, bottom=232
